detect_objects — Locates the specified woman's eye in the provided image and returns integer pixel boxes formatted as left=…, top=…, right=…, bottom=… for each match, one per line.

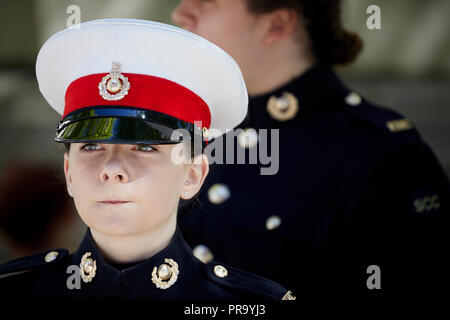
left=80, top=143, right=101, bottom=151
left=136, top=144, right=155, bottom=152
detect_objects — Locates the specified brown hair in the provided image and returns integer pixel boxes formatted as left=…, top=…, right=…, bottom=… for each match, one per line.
left=245, top=0, right=363, bottom=65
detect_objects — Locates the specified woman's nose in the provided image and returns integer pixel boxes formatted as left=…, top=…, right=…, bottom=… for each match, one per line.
left=171, top=0, right=196, bottom=30
left=100, top=158, right=129, bottom=184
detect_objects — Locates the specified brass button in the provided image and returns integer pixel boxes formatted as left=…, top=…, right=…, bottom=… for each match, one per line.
left=157, top=263, right=172, bottom=281
left=345, top=92, right=362, bottom=106
left=238, top=128, right=258, bottom=149
left=214, top=265, right=228, bottom=278
left=44, top=251, right=59, bottom=263
left=208, top=183, right=230, bottom=204
left=193, top=244, right=214, bottom=264
left=266, top=215, right=282, bottom=230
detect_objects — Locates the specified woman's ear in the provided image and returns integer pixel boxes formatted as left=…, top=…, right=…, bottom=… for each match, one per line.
left=63, top=152, right=74, bottom=198
left=181, top=154, right=209, bottom=199
left=263, top=8, right=299, bottom=45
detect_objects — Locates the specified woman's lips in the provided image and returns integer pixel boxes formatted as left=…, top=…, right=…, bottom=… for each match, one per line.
left=100, top=200, right=130, bottom=205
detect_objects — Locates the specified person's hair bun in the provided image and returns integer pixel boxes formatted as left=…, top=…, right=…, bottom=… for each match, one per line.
left=326, top=29, right=363, bottom=65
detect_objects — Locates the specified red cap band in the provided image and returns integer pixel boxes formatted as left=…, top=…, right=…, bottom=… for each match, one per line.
left=64, top=73, right=211, bottom=128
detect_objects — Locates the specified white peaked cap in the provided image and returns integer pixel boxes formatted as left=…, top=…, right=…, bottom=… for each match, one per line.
left=36, top=19, right=248, bottom=141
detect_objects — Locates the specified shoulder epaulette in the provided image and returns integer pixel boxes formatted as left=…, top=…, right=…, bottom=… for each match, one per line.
left=342, top=91, right=420, bottom=139
left=204, top=262, right=295, bottom=300
left=0, top=249, right=68, bottom=279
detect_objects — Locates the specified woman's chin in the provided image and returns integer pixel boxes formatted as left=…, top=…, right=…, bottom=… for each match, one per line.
left=90, top=221, right=139, bottom=237
left=86, top=204, right=142, bottom=236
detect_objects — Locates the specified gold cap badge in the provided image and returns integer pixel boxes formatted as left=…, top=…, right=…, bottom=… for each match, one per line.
left=98, top=61, right=130, bottom=101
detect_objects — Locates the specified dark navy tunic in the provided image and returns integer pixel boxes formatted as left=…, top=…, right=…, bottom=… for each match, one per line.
left=0, top=226, right=291, bottom=300
left=179, top=64, right=450, bottom=296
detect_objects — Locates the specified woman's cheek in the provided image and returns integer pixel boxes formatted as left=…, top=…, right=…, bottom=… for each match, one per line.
left=148, top=170, right=179, bottom=212
left=71, top=166, right=96, bottom=208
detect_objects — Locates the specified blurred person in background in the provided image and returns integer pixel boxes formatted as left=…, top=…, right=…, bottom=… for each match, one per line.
left=172, top=0, right=450, bottom=296
left=0, top=162, right=81, bottom=262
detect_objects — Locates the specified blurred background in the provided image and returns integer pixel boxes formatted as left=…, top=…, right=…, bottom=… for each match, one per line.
left=0, top=0, right=449, bottom=263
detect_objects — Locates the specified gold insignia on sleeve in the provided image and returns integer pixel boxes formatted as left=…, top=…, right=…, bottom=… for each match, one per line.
left=80, top=252, right=97, bottom=283
left=386, top=118, right=414, bottom=133
left=282, top=290, right=296, bottom=300
left=267, top=92, right=299, bottom=121
left=151, top=258, right=179, bottom=289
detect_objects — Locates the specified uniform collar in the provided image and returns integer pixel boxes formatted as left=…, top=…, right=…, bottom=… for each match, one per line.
left=72, top=226, right=197, bottom=299
left=243, top=64, right=349, bottom=126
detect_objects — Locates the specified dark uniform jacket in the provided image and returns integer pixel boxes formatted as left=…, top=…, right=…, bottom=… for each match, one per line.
left=0, top=226, right=293, bottom=300
left=179, top=64, right=450, bottom=296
